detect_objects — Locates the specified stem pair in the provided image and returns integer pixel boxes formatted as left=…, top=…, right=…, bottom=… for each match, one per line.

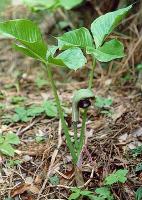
left=45, top=55, right=96, bottom=164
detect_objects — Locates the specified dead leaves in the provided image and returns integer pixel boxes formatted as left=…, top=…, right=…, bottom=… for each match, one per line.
left=10, top=182, right=40, bottom=197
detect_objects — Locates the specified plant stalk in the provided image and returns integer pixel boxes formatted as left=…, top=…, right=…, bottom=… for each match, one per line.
left=45, top=64, right=77, bottom=163
left=73, top=121, right=79, bottom=150
left=78, top=56, right=96, bottom=155
left=89, top=56, right=96, bottom=89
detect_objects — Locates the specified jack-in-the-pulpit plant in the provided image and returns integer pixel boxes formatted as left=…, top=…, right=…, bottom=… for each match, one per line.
left=0, top=5, right=132, bottom=166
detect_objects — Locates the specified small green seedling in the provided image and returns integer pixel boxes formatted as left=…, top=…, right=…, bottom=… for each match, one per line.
left=135, top=163, right=142, bottom=172
left=95, top=96, right=113, bottom=109
left=136, top=64, right=142, bottom=72
left=69, top=169, right=128, bottom=200
left=95, top=96, right=113, bottom=117
left=11, top=95, right=26, bottom=104
left=49, top=175, right=60, bottom=185
left=6, top=159, right=21, bottom=168
left=104, top=169, right=128, bottom=185
left=0, top=132, right=20, bottom=157
left=35, top=76, right=48, bottom=88
left=11, top=100, right=57, bottom=123
left=0, top=103, right=5, bottom=110
left=131, top=145, right=142, bottom=157
left=0, top=5, right=132, bottom=165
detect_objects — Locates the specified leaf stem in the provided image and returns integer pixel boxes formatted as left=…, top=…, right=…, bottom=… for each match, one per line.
left=73, top=121, right=79, bottom=150
left=45, top=64, right=77, bottom=164
left=77, top=108, right=87, bottom=156
left=89, top=55, right=96, bottom=89
left=78, top=56, right=96, bottom=155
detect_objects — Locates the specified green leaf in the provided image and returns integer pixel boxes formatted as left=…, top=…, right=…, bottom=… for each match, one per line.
left=91, top=5, right=132, bottom=47
left=80, top=190, right=94, bottom=196
left=57, top=27, right=94, bottom=50
left=5, top=132, right=20, bottom=145
left=104, top=169, right=128, bottom=185
left=88, top=195, right=104, bottom=200
left=0, top=103, right=5, bottom=110
left=95, top=96, right=113, bottom=108
left=14, top=41, right=47, bottom=61
left=43, top=101, right=58, bottom=117
left=49, top=175, right=59, bottom=185
left=11, top=96, right=26, bottom=104
left=35, top=77, right=48, bottom=88
left=27, top=105, right=45, bottom=117
left=69, top=189, right=81, bottom=200
left=87, top=39, right=124, bottom=62
left=0, top=136, right=4, bottom=144
left=95, top=187, right=114, bottom=200
left=136, top=187, right=142, bottom=200
left=0, top=19, right=42, bottom=41
left=13, top=107, right=31, bottom=122
left=136, top=64, right=142, bottom=72
left=0, top=143, right=15, bottom=157
left=0, top=19, right=47, bottom=62
left=46, top=45, right=59, bottom=59
left=48, top=47, right=87, bottom=70
left=60, top=0, right=83, bottom=10
left=23, top=0, right=58, bottom=10
left=135, top=163, right=142, bottom=172
left=131, top=145, right=142, bottom=157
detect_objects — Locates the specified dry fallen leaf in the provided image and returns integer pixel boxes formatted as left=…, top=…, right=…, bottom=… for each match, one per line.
left=11, top=183, right=31, bottom=197
left=10, top=182, right=39, bottom=197
left=112, top=105, right=126, bottom=121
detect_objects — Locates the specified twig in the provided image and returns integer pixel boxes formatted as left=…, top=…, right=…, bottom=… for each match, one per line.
left=37, top=119, right=62, bottom=200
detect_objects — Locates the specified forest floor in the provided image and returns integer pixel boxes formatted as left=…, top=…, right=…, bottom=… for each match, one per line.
left=0, top=1, right=142, bottom=200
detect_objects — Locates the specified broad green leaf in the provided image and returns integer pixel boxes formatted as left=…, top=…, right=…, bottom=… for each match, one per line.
left=104, top=169, right=128, bottom=185
left=57, top=27, right=94, bottom=50
left=14, top=41, right=47, bottom=61
left=87, top=39, right=124, bottom=62
left=48, top=47, right=87, bottom=70
left=0, top=19, right=42, bottom=42
left=60, top=0, right=83, bottom=10
left=0, top=19, right=47, bottom=62
left=0, top=143, right=15, bottom=157
left=91, top=5, right=132, bottom=47
left=136, top=187, right=142, bottom=200
left=43, top=101, right=57, bottom=117
left=5, top=132, right=20, bottom=145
